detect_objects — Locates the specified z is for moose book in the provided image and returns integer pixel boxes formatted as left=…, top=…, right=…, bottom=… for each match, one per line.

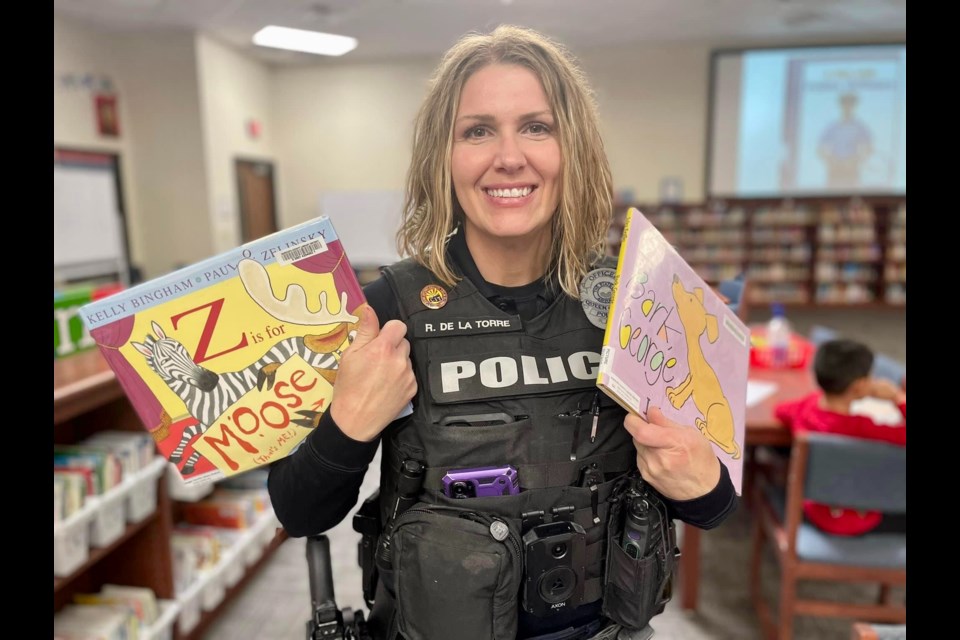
left=597, top=208, right=751, bottom=494
left=80, top=217, right=369, bottom=485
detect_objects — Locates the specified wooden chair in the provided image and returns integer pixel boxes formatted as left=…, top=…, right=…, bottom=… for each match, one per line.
left=750, top=431, right=906, bottom=640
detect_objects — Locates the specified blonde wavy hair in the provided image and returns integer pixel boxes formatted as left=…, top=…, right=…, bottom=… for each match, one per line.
left=397, top=25, right=614, bottom=299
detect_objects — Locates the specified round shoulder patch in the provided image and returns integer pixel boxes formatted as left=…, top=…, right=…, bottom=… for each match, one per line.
left=420, top=284, right=448, bottom=309
left=579, top=267, right=616, bottom=330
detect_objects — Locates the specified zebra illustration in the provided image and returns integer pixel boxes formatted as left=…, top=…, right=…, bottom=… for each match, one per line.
left=132, top=321, right=345, bottom=476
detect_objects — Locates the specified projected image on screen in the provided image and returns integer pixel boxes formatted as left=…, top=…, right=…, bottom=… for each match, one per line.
left=709, top=45, right=906, bottom=197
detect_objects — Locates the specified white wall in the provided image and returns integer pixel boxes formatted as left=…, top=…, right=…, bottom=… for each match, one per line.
left=272, top=48, right=704, bottom=230
left=271, top=59, right=435, bottom=228
left=54, top=15, right=212, bottom=279
left=581, top=43, right=712, bottom=202
left=54, top=15, right=142, bottom=267
left=196, top=35, right=278, bottom=253
left=272, top=48, right=705, bottom=237
left=111, top=31, right=211, bottom=279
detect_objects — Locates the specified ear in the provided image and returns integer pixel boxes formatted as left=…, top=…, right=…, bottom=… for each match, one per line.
left=706, top=314, right=719, bottom=343
left=694, top=287, right=704, bottom=305
left=151, top=321, right=166, bottom=340
left=132, top=341, right=152, bottom=356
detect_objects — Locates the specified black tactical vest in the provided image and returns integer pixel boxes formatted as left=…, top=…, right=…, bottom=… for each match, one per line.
left=378, top=258, right=635, bottom=606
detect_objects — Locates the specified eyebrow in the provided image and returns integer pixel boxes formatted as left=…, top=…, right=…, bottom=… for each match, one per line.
left=456, top=110, right=554, bottom=124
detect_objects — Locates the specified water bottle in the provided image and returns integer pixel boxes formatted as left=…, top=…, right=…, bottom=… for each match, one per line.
left=766, top=303, right=792, bottom=369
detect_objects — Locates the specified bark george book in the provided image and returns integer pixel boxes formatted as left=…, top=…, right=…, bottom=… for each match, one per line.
left=80, top=217, right=371, bottom=486
left=596, top=208, right=751, bottom=495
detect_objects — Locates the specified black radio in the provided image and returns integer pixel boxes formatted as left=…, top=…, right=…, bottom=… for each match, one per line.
left=622, top=492, right=663, bottom=560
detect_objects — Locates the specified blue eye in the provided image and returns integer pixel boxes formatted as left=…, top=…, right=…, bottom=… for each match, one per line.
left=464, top=126, right=488, bottom=139
left=525, top=122, right=552, bottom=136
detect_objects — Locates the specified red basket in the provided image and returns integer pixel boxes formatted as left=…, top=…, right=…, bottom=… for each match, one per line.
left=750, top=333, right=814, bottom=369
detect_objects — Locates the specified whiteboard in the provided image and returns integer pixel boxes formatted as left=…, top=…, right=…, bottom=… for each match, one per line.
left=318, top=190, right=404, bottom=267
left=54, top=164, right=125, bottom=271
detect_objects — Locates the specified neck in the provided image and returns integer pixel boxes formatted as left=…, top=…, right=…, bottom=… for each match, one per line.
left=465, top=229, right=552, bottom=287
left=820, top=392, right=853, bottom=414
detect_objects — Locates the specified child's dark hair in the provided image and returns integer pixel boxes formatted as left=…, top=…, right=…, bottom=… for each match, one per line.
left=814, top=339, right=874, bottom=395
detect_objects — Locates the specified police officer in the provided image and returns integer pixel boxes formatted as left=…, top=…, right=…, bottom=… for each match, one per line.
left=269, top=25, right=737, bottom=640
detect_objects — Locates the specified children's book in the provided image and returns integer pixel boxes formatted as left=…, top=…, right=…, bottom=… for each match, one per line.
left=597, top=208, right=751, bottom=494
left=80, top=217, right=377, bottom=486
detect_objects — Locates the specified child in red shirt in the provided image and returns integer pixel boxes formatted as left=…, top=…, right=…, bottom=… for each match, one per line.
left=774, top=339, right=906, bottom=536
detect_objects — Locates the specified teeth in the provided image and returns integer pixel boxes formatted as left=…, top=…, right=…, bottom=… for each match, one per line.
left=486, top=187, right=533, bottom=198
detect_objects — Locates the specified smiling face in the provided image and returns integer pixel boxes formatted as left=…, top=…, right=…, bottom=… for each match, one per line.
left=451, top=63, right=562, bottom=257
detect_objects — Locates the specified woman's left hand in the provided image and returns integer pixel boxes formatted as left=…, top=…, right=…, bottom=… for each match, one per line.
left=623, top=406, right=721, bottom=501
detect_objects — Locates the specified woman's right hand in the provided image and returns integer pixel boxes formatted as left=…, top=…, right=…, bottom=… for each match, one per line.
left=329, top=304, right=417, bottom=442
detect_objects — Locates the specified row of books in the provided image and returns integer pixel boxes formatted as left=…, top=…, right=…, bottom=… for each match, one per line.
left=172, top=491, right=280, bottom=636
left=819, top=246, right=881, bottom=261
left=815, top=282, right=877, bottom=304
left=172, top=475, right=272, bottom=594
left=54, top=456, right=168, bottom=577
left=54, top=447, right=122, bottom=515
left=749, top=283, right=810, bottom=304
left=54, top=503, right=279, bottom=640
left=752, top=206, right=816, bottom=225
left=886, top=283, right=906, bottom=305
left=55, top=431, right=155, bottom=522
left=819, top=225, right=877, bottom=244
left=53, top=584, right=175, bottom=640
left=886, top=204, right=906, bottom=305
left=814, top=263, right=878, bottom=283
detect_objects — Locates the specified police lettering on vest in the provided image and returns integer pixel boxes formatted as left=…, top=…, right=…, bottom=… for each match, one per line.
left=438, top=351, right=600, bottom=397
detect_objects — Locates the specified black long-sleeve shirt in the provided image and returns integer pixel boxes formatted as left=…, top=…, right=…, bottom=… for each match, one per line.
left=268, top=231, right=737, bottom=538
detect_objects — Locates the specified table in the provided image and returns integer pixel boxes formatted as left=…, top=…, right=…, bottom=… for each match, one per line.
left=678, top=365, right=817, bottom=611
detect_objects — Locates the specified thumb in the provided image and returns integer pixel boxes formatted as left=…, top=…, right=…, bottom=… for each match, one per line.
left=624, top=410, right=674, bottom=449
left=349, top=304, right=380, bottom=349
left=647, top=405, right=684, bottom=430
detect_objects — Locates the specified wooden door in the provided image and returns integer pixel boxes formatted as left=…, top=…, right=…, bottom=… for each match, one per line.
left=236, top=159, right=278, bottom=242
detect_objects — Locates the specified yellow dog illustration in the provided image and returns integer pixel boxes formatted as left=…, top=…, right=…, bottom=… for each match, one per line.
left=665, top=275, right=741, bottom=459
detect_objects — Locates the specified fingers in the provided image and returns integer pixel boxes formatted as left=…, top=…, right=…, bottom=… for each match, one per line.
left=350, top=304, right=380, bottom=348
left=624, top=405, right=724, bottom=501
left=329, top=307, right=415, bottom=442
left=647, top=405, right=685, bottom=429
left=623, top=409, right=675, bottom=449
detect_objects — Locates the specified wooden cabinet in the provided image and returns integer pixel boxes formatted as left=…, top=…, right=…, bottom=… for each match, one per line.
left=54, top=350, right=175, bottom=615
left=54, top=349, right=287, bottom=639
left=610, top=196, right=906, bottom=309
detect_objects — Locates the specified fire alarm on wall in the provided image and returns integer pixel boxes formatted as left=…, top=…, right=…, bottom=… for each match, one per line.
left=246, top=119, right=262, bottom=139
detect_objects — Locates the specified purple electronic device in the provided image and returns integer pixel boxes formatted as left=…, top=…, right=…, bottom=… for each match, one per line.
left=442, top=465, right=520, bottom=498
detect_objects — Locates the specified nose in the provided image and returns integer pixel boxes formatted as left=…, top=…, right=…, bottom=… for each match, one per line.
left=493, top=132, right=526, bottom=172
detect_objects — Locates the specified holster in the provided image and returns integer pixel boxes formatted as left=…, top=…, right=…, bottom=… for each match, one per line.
left=352, top=490, right=382, bottom=609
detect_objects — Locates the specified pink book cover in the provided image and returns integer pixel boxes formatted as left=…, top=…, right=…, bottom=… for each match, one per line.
left=597, top=208, right=751, bottom=494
